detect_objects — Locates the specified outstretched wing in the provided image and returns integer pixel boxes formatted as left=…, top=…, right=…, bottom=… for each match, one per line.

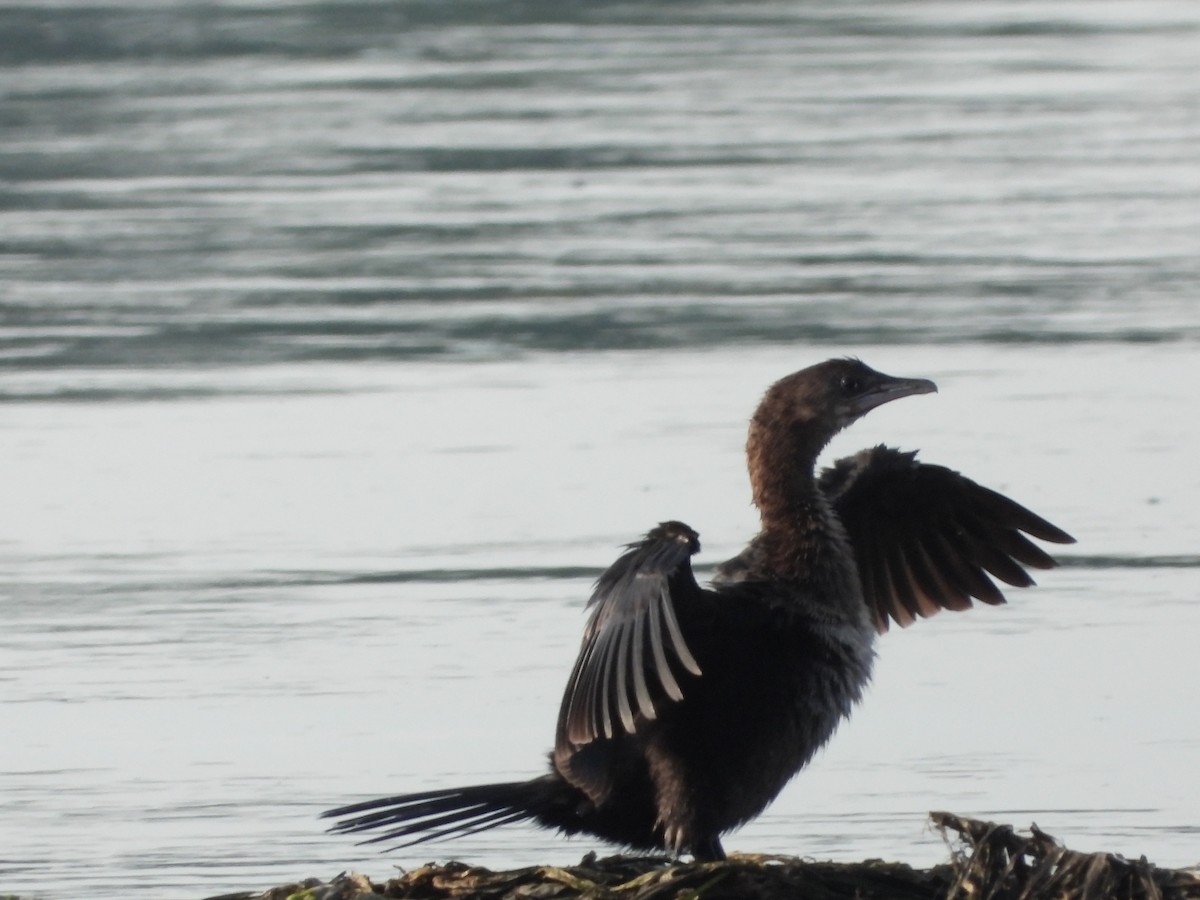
left=556, top=521, right=706, bottom=752
left=822, top=445, right=1075, bottom=633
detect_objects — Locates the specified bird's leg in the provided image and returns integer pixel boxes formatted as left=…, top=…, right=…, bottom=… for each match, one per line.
left=691, top=834, right=726, bottom=862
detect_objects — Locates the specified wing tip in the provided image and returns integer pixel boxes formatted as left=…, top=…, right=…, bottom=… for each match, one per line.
left=648, top=520, right=701, bottom=554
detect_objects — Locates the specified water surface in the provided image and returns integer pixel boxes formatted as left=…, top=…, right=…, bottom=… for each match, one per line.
left=1, top=1, right=1199, bottom=897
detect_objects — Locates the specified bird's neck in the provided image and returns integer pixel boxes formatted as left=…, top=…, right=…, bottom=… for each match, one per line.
left=746, top=418, right=842, bottom=575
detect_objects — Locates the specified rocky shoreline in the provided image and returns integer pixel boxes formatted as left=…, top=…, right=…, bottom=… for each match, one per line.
left=201, top=812, right=1199, bottom=900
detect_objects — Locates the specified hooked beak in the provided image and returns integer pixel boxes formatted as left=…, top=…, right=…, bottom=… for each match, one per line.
left=851, top=374, right=938, bottom=416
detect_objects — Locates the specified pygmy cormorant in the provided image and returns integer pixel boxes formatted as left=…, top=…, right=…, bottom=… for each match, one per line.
left=324, top=358, right=1074, bottom=861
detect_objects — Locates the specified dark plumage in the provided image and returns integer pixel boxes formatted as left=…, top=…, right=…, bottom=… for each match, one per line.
left=324, top=359, right=1074, bottom=861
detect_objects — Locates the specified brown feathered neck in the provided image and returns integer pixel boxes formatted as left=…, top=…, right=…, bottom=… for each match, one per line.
left=744, top=383, right=844, bottom=579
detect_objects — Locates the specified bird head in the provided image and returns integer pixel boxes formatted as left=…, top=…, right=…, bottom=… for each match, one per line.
left=753, top=358, right=937, bottom=450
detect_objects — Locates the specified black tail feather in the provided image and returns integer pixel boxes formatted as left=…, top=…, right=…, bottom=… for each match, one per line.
left=325, top=772, right=664, bottom=853
left=322, top=781, right=542, bottom=850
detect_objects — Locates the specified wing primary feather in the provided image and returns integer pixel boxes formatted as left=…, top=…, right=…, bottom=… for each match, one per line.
left=648, top=601, right=684, bottom=701
left=578, top=640, right=603, bottom=742
left=630, top=603, right=655, bottom=720
left=888, top=541, right=923, bottom=622
left=978, top=489, right=1076, bottom=545
left=932, top=529, right=1006, bottom=605
left=562, top=655, right=588, bottom=742
left=974, top=520, right=1059, bottom=570
left=597, top=626, right=618, bottom=739
left=910, top=538, right=973, bottom=613
left=659, top=585, right=702, bottom=677
left=879, top=545, right=916, bottom=628
left=565, top=636, right=600, bottom=744
left=896, top=546, right=947, bottom=619
left=614, top=619, right=636, bottom=734
left=959, top=526, right=1036, bottom=588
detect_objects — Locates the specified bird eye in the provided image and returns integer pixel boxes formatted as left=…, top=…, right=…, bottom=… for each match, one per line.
left=839, top=374, right=862, bottom=394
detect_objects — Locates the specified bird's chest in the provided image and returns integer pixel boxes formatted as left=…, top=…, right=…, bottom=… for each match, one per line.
left=671, top=610, right=876, bottom=827
left=760, top=613, right=876, bottom=760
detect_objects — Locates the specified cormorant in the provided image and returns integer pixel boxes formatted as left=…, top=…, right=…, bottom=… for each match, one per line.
left=323, top=358, right=1074, bottom=861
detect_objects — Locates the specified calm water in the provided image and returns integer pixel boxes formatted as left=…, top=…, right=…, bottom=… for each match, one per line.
left=2, top=1, right=1199, bottom=897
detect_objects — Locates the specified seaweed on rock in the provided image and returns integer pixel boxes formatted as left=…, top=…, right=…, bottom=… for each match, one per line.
left=207, top=813, right=1200, bottom=900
